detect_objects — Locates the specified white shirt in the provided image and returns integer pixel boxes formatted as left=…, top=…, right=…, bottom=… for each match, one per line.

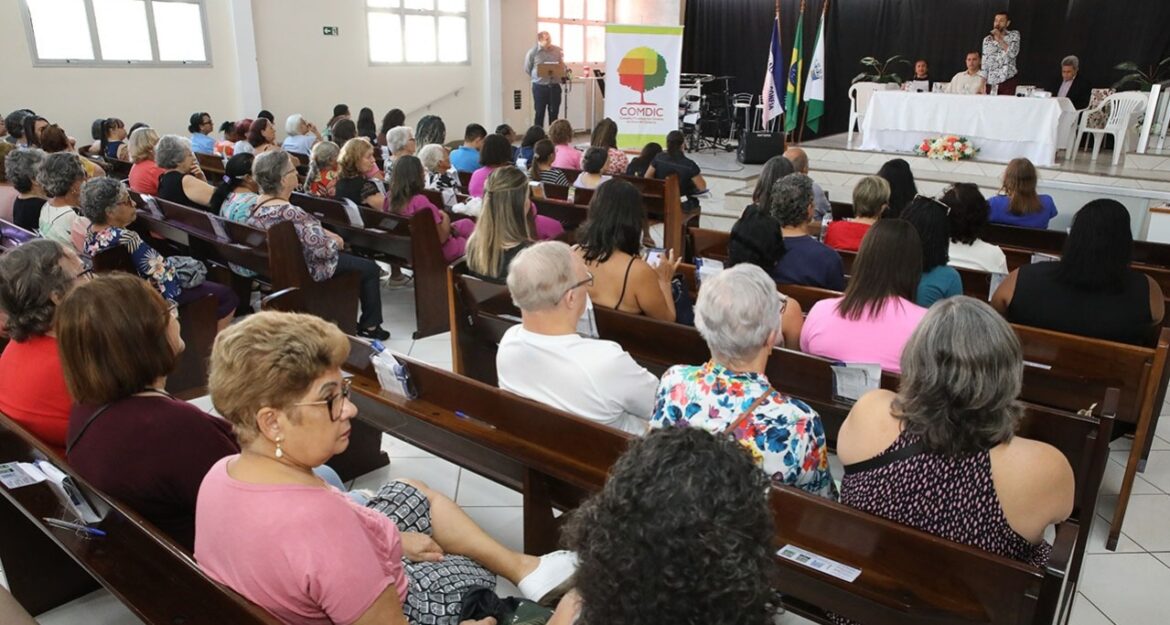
left=497, top=325, right=657, bottom=435
left=1058, top=79, right=1073, bottom=99
left=233, top=140, right=254, bottom=155
left=948, top=71, right=985, bottom=95
left=948, top=239, right=1008, bottom=275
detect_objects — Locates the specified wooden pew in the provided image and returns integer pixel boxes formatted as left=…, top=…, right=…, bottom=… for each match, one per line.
left=552, top=173, right=690, bottom=257
left=984, top=223, right=1170, bottom=269
left=104, top=158, right=132, bottom=180
left=0, top=412, right=280, bottom=623
left=195, top=152, right=225, bottom=179
left=0, top=218, right=37, bottom=251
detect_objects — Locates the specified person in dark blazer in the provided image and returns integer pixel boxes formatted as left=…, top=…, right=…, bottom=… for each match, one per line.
left=1052, top=55, right=1091, bottom=110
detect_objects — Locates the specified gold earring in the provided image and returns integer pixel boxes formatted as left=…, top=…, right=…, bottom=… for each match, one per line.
left=275, top=435, right=284, bottom=459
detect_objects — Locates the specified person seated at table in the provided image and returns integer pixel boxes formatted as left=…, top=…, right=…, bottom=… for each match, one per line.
left=450, top=123, right=487, bottom=173
left=824, top=175, right=888, bottom=252
left=902, top=196, right=962, bottom=307
left=589, top=117, right=629, bottom=176
left=281, top=114, right=323, bottom=156
left=464, top=167, right=535, bottom=283
left=548, top=119, right=581, bottom=170
left=498, top=242, right=658, bottom=435
left=769, top=173, right=845, bottom=290
left=942, top=182, right=1008, bottom=274
left=646, top=131, right=707, bottom=208
left=196, top=311, right=577, bottom=624
left=468, top=133, right=515, bottom=197
left=912, top=59, right=930, bottom=82
left=877, top=158, right=917, bottom=218
left=575, top=179, right=678, bottom=322
left=59, top=274, right=238, bottom=551
left=988, top=158, right=1057, bottom=229
left=210, top=153, right=259, bottom=222
left=388, top=155, right=474, bottom=263
left=155, top=135, right=216, bottom=209
left=624, top=141, right=662, bottom=178
left=529, top=138, right=570, bottom=187
left=302, top=140, right=340, bottom=198
left=837, top=296, right=1073, bottom=568
left=650, top=263, right=834, bottom=496
left=0, top=240, right=89, bottom=456
left=572, top=147, right=611, bottom=190
left=6, top=147, right=46, bottom=231
left=516, top=125, right=546, bottom=168
left=335, top=138, right=387, bottom=211
left=37, top=152, right=90, bottom=252
left=992, top=199, right=1163, bottom=345
left=1051, top=55, right=1091, bottom=110
left=947, top=51, right=987, bottom=95
left=549, top=428, right=776, bottom=625
left=801, top=220, right=927, bottom=373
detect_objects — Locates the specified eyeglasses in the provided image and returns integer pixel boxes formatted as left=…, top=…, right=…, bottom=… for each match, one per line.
left=562, top=271, right=594, bottom=298
left=74, top=267, right=95, bottom=282
left=291, top=378, right=352, bottom=422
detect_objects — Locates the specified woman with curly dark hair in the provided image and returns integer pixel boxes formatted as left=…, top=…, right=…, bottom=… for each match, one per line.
left=551, top=427, right=776, bottom=625
left=941, top=182, right=1007, bottom=274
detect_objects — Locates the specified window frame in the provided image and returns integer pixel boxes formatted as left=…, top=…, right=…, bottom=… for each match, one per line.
left=537, top=0, right=610, bottom=65
left=365, top=0, right=471, bottom=67
left=18, top=0, right=212, bottom=68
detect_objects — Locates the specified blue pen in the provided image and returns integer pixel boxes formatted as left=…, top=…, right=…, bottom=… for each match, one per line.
left=43, top=517, right=107, bottom=537
left=455, top=411, right=497, bottom=430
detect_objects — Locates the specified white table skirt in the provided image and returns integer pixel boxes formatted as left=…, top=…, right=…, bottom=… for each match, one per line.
left=859, top=92, right=1076, bottom=167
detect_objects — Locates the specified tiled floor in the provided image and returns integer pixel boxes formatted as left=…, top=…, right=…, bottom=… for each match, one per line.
left=7, top=261, right=1170, bottom=625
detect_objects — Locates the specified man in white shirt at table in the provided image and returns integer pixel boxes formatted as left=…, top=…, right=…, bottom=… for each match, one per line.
left=948, top=52, right=987, bottom=95
left=982, top=11, right=1021, bottom=95
left=497, top=241, right=657, bottom=435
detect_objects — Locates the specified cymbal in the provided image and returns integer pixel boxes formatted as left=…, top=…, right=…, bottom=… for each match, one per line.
left=700, top=75, right=735, bottom=83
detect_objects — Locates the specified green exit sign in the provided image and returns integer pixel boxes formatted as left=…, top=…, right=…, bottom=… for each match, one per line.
left=322, top=26, right=339, bottom=36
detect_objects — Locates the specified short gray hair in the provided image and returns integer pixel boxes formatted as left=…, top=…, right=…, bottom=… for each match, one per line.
left=285, top=113, right=305, bottom=135
left=507, top=241, right=579, bottom=311
left=895, top=296, right=1023, bottom=455
left=694, top=264, right=783, bottom=364
left=253, top=149, right=292, bottom=195
left=0, top=239, right=72, bottom=341
left=154, top=134, right=192, bottom=169
left=1061, top=55, right=1079, bottom=70
left=6, top=148, right=46, bottom=193
left=387, top=126, right=415, bottom=153
left=79, top=176, right=129, bottom=224
left=418, top=143, right=447, bottom=172
left=37, top=152, right=86, bottom=198
left=769, top=173, right=814, bottom=227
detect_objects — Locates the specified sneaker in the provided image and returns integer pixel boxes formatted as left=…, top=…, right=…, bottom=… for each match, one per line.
left=517, top=550, right=578, bottom=606
left=385, top=274, right=413, bottom=288
left=357, top=326, right=391, bottom=340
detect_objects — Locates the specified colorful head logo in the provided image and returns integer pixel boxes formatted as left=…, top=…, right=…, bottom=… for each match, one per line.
left=617, top=46, right=669, bottom=105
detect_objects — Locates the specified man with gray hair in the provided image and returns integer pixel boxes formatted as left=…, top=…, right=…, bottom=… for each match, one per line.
left=1051, top=55, right=1090, bottom=109
left=770, top=173, right=845, bottom=290
left=497, top=241, right=657, bottom=435
left=783, top=147, right=831, bottom=225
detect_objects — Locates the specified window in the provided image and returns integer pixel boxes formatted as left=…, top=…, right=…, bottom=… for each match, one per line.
left=538, top=0, right=607, bottom=65
left=20, top=0, right=210, bottom=66
left=366, top=0, right=469, bottom=65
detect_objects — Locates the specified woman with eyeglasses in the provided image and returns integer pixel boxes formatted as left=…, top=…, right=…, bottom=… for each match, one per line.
left=196, top=311, right=577, bottom=624
left=901, top=196, right=963, bottom=307
left=188, top=112, right=216, bottom=155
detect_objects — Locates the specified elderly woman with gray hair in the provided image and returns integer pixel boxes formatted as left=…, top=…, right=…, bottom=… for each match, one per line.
left=281, top=113, right=322, bottom=156
left=650, top=263, right=834, bottom=497
left=769, top=172, right=845, bottom=290
left=37, top=152, right=90, bottom=252
left=6, top=147, right=46, bottom=231
left=155, top=134, right=216, bottom=209
left=246, top=150, right=389, bottom=340
left=418, top=143, right=460, bottom=207
left=382, top=125, right=417, bottom=185
left=836, top=296, right=1073, bottom=571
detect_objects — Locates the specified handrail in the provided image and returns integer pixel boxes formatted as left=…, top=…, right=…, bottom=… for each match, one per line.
left=405, top=87, right=464, bottom=119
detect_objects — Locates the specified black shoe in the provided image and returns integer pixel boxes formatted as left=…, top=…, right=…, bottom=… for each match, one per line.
left=357, top=325, right=391, bottom=340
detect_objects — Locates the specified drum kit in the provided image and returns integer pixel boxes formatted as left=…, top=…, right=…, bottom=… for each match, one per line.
left=679, top=73, right=737, bottom=152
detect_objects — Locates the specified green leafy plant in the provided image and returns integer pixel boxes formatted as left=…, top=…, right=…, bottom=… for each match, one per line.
left=1112, top=57, right=1170, bottom=92
left=851, top=55, right=912, bottom=85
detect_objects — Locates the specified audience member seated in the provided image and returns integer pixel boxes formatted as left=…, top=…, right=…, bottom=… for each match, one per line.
left=22, top=115, right=48, bottom=149
left=589, top=118, right=628, bottom=176
left=357, top=107, right=380, bottom=145
left=0, top=143, right=14, bottom=221
left=302, top=141, right=340, bottom=198
left=837, top=297, right=1073, bottom=572
left=58, top=274, right=238, bottom=551
left=257, top=109, right=275, bottom=124
left=231, top=118, right=254, bottom=155
left=646, top=131, right=706, bottom=206
left=330, top=119, right=357, bottom=146
left=727, top=201, right=805, bottom=349
left=548, top=119, right=581, bottom=170
left=155, top=135, right=216, bottom=209
left=0, top=240, right=90, bottom=455
left=418, top=143, right=460, bottom=207
left=784, top=147, right=830, bottom=223
left=188, top=112, right=216, bottom=155
left=573, top=147, right=611, bottom=190
left=989, top=157, right=1057, bottom=229
left=529, top=139, right=570, bottom=187
left=382, top=126, right=417, bottom=183
left=498, top=242, right=658, bottom=435
left=516, top=125, right=546, bottom=167
left=196, top=311, right=577, bottom=623
left=769, top=173, right=845, bottom=290
left=211, top=153, right=259, bottom=221
left=6, top=147, right=45, bottom=231
left=215, top=121, right=240, bottom=157
left=388, top=155, right=474, bottom=262
left=127, top=127, right=167, bottom=195
left=414, top=114, right=447, bottom=148
left=992, top=199, right=1164, bottom=345
left=824, top=175, right=888, bottom=252
left=281, top=114, right=322, bottom=156
left=468, top=134, right=515, bottom=197
left=651, top=264, right=834, bottom=495
left=549, top=428, right=776, bottom=625
left=801, top=220, right=927, bottom=373
left=496, top=123, right=519, bottom=162
left=942, top=182, right=1008, bottom=274
left=741, top=155, right=794, bottom=218
left=575, top=179, right=677, bottom=322
left=37, top=152, right=89, bottom=251
left=465, top=167, right=536, bottom=282
left=877, top=158, right=918, bottom=218
left=948, top=51, right=987, bottom=95
left=624, top=141, right=662, bottom=178
left=903, top=196, right=962, bottom=307
left=450, top=123, right=487, bottom=173
left=377, top=108, right=405, bottom=150
left=3, top=109, right=33, bottom=147
left=325, top=104, right=350, bottom=139
left=247, top=118, right=279, bottom=155
left=39, top=124, right=104, bottom=179
left=247, top=150, right=389, bottom=340
left=335, top=138, right=387, bottom=211
left=97, top=117, right=127, bottom=160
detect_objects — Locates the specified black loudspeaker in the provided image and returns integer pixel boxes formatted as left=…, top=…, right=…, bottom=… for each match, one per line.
left=737, top=130, right=785, bottom=164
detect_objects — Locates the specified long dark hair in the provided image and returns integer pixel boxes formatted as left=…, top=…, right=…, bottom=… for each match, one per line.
left=388, top=155, right=426, bottom=214
left=356, top=107, right=377, bottom=139
left=480, top=134, right=514, bottom=168
left=210, top=153, right=255, bottom=213
left=627, top=142, right=662, bottom=176
left=520, top=125, right=546, bottom=148
left=22, top=116, right=47, bottom=148
left=99, top=117, right=124, bottom=160
left=941, top=183, right=989, bottom=245
left=728, top=205, right=785, bottom=269
left=591, top=118, right=618, bottom=150
left=577, top=179, right=644, bottom=263
left=665, top=130, right=685, bottom=157
left=877, top=158, right=917, bottom=218
left=530, top=139, right=556, bottom=179
left=1057, top=199, right=1133, bottom=291
left=331, top=119, right=358, bottom=145
left=901, top=196, right=950, bottom=271
left=838, top=220, right=922, bottom=320
left=379, top=109, right=405, bottom=142
left=750, top=155, right=795, bottom=212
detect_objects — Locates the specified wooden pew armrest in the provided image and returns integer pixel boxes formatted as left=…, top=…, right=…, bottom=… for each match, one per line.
left=1047, top=520, right=1078, bottom=577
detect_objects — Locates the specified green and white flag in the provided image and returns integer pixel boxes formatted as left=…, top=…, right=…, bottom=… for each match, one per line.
left=803, top=6, right=826, bottom=133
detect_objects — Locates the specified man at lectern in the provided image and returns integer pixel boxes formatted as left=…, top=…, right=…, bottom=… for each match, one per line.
left=524, top=31, right=566, bottom=128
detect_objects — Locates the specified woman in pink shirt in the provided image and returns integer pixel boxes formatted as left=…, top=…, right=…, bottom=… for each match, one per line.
left=548, top=119, right=581, bottom=170
left=388, top=155, right=474, bottom=262
left=467, top=134, right=515, bottom=198
left=800, top=220, right=928, bottom=373
left=196, top=312, right=576, bottom=625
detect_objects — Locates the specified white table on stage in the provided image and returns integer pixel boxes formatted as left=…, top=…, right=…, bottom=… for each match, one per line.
left=859, top=91, right=1077, bottom=166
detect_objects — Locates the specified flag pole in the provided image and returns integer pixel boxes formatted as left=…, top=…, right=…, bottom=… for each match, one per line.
left=797, top=0, right=826, bottom=144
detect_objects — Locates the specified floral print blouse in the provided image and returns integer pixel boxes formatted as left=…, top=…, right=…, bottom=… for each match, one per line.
left=85, top=226, right=180, bottom=301
left=245, top=201, right=338, bottom=282
left=307, top=166, right=339, bottom=198
left=651, top=360, right=836, bottom=499
left=603, top=148, right=629, bottom=176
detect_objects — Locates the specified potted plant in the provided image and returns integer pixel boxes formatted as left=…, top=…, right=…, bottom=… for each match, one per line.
left=852, top=55, right=912, bottom=85
left=1113, top=57, right=1170, bottom=92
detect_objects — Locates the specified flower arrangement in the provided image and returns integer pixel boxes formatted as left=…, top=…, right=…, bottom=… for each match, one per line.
left=914, top=135, right=978, bottom=161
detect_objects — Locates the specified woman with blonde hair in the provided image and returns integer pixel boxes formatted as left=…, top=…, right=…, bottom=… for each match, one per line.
left=127, top=126, right=166, bottom=195
left=303, top=141, right=340, bottom=197
left=988, top=157, right=1057, bottom=229
left=335, top=138, right=386, bottom=210
left=465, top=166, right=535, bottom=282
left=548, top=119, right=581, bottom=170
left=589, top=118, right=628, bottom=176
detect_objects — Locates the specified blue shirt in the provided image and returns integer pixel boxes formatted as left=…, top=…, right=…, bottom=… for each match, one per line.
left=450, top=146, right=481, bottom=173
left=281, top=134, right=316, bottom=156
left=988, top=194, right=1058, bottom=229
left=770, top=235, right=846, bottom=291
left=190, top=132, right=216, bottom=155
left=917, top=265, right=962, bottom=307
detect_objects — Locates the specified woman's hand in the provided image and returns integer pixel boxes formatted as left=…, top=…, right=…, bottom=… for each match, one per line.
left=326, top=230, right=345, bottom=248
left=653, top=248, right=681, bottom=284
left=400, top=532, right=445, bottom=563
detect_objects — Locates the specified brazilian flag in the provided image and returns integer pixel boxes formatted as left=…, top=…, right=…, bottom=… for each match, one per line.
left=784, top=4, right=805, bottom=134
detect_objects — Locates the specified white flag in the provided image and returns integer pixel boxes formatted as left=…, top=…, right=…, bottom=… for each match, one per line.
left=802, top=8, right=826, bottom=132
left=761, top=15, right=784, bottom=127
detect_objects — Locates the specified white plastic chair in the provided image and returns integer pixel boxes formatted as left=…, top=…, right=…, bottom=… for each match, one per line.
left=848, top=83, right=893, bottom=144
left=1073, top=92, right=1148, bottom=166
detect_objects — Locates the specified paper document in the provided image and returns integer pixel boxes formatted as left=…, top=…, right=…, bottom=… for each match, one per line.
left=777, top=544, right=862, bottom=582
left=830, top=363, right=882, bottom=403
